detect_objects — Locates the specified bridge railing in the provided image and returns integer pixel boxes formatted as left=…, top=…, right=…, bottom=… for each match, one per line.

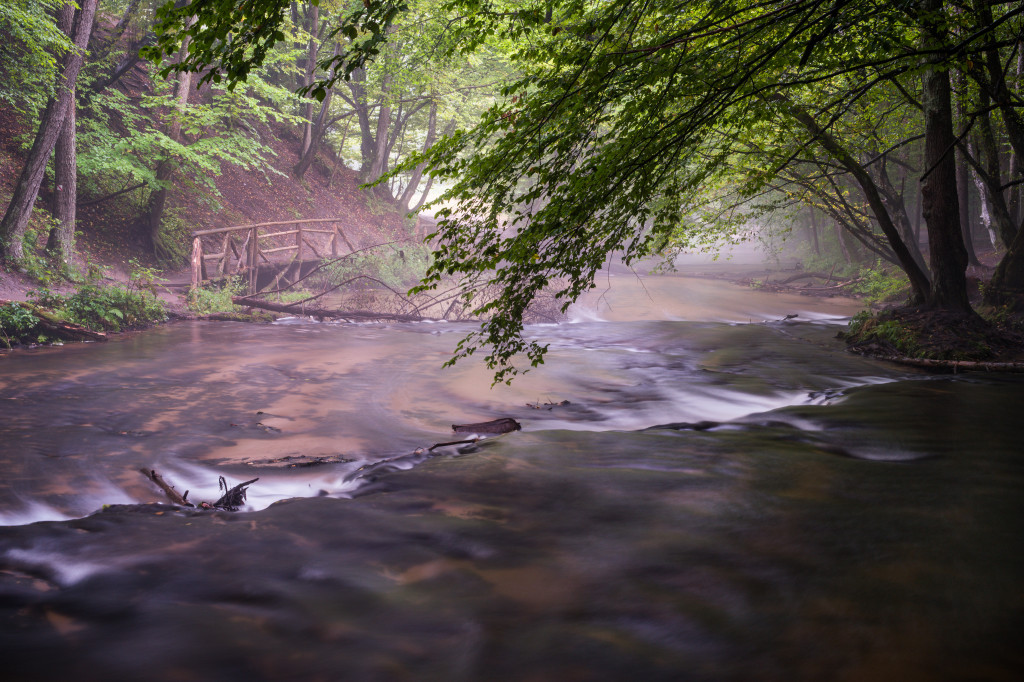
left=190, top=218, right=355, bottom=293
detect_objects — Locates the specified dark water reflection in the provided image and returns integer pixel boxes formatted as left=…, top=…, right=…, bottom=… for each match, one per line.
left=1, top=276, right=1022, bottom=681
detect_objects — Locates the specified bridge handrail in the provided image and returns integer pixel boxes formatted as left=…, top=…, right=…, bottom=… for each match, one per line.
left=190, top=217, right=356, bottom=293
left=192, top=217, right=350, bottom=237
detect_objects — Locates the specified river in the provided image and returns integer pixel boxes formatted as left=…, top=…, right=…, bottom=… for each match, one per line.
left=1, top=272, right=1021, bottom=681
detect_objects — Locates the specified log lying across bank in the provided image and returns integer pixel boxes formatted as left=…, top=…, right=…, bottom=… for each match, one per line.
left=871, top=355, right=1024, bottom=372
left=1, top=300, right=107, bottom=343
left=230, top=296, right=438, bottom=322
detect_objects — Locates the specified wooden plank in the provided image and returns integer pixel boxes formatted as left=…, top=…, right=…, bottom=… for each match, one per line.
left=334, top=225, right=356, bottom=253
left=259, top=230, right=301, bottom=239
left=193, top=217, right=350, bottom=236
left=235, top=231, right=251, bottom=272
left=248, top=226, right=258, bottom=294
left=302, top=229, right=334, bottom=234
left=202, top=252, right=227, bottom=260
left=219, top=233, right=231, bottom=277
left=191, top=238, right=202, bottom=289
left=302, top=235, right=323, bottom=259
left=263, top=245, right=300, bottom=254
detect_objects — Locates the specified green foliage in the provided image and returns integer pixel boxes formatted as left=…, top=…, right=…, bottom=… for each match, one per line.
left=0, top=302, right=43, bottom=349
left=186, top=277, right=247, bottom=314
left=31, top=284, right=166, bottom=333
left=849, top=264, right=910, bottom=305
left=153, top=208, right=194, bottom=267
left=74, top=58, right=301, bottom=261
left=0, top=0, right=71, bottom=113
left=16, top=225, right=68, bottom=285
left=314, top=243, right=433, bottom=292
left=845, top=313, right=923, bottom=358
left=145, top=1, right=409, bottom=93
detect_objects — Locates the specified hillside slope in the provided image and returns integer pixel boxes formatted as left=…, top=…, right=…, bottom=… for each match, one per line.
left=0, top=86, right=417, bottom=299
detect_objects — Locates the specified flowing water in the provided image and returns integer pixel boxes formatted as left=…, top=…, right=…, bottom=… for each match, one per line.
left=0, top=273, right=1021, bottom=681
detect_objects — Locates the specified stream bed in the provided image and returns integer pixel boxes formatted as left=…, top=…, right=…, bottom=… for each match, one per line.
left=1, top=274, right=1022, bottom=681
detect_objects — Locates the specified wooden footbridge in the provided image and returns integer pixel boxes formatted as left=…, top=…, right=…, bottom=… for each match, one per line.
left=190, top=218, right=356, bottom=294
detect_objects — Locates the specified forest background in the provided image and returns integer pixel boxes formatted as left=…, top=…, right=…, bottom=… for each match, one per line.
left=1, top=0, right=1023, bottom=373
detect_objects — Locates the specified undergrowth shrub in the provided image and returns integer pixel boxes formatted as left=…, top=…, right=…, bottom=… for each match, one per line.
left=0, top=302, right=45, bottom=348
left=849, top=262, right=910, bottom=304
left=31, top=283, right=166, bottom=332
left=186, top=276, right=246, bottom=313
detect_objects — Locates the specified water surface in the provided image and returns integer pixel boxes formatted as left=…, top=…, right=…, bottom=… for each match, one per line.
left=1, top=274, right=1021, bottom=681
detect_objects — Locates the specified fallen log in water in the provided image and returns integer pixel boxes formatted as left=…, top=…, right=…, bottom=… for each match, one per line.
left=452, top=417, right=522, bottom=434
left=140, top=468, right=192, bottom=507
left=140, top=468, right=259, bottom=510
left=870, top=355, right=1024, bottom=372
left=212, top=476, right=259, bottom=511
left=230, top=296, right=437, bottom=322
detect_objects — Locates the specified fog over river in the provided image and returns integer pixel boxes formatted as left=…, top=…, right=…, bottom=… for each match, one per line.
left=1, top=271, right=1021, bottom=681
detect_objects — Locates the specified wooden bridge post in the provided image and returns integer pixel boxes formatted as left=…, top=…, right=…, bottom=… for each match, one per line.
left=191, top=237, right=203, bottom=289
left=248, top=226, right=258, bottom=294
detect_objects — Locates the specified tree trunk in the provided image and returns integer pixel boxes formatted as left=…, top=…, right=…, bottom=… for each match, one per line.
left=328, top=117, right=351, bottom=189
left=294, top=85, right=334, bottom=179
left=953, top=69, right=979, bottom=266
left=783, top=102, right=931, bottom=301
left=956, top=147, right=979, bottom=266
left=987, top=222, right=1024, bottom=304
left=835, top=224, right=852, bottom=264
left=873, top=161, right=930, bottom=274
left=47, top=83, right=77, bottom=264
left=807, top=208, right=821, bottom=256
left=298, top=4, right=319, bottom=158
left=1012, top=45, right=1024, bottom=227
left=918, top=0, right=971, bottom=311
left=367, top=72, right=394, bottom=190
left=972, top=98, right=1017, bottom=249
left=0, top=0, right=98, bottom=262
left=46, top=1, right=79, bottom=266
left=295, top=43, right=339, bottom=180
left=147, top=37, right=193, bottom=254
left=345, top=68, right=377, bottom=178
left=399, top=101, right=438, bottom=211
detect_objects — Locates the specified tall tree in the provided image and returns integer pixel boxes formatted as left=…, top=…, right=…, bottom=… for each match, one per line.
left=917, top=0, right=971, bottom=311
left=0, top=0, right=98, bottom=262
left=45, top=0, right=79, bottom=265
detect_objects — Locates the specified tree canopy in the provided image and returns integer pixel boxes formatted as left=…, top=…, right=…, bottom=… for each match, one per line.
left=140, top=0, right=1024, bottom=380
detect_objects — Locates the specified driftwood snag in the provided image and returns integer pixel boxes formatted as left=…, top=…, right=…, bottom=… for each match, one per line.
left=140, top=468, right=192, bottom=507
left=452, top=418, right=522, bottom=434
left=140, top=469, right=259, bottom=511
left=212, top=476, right=259, bottom=511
